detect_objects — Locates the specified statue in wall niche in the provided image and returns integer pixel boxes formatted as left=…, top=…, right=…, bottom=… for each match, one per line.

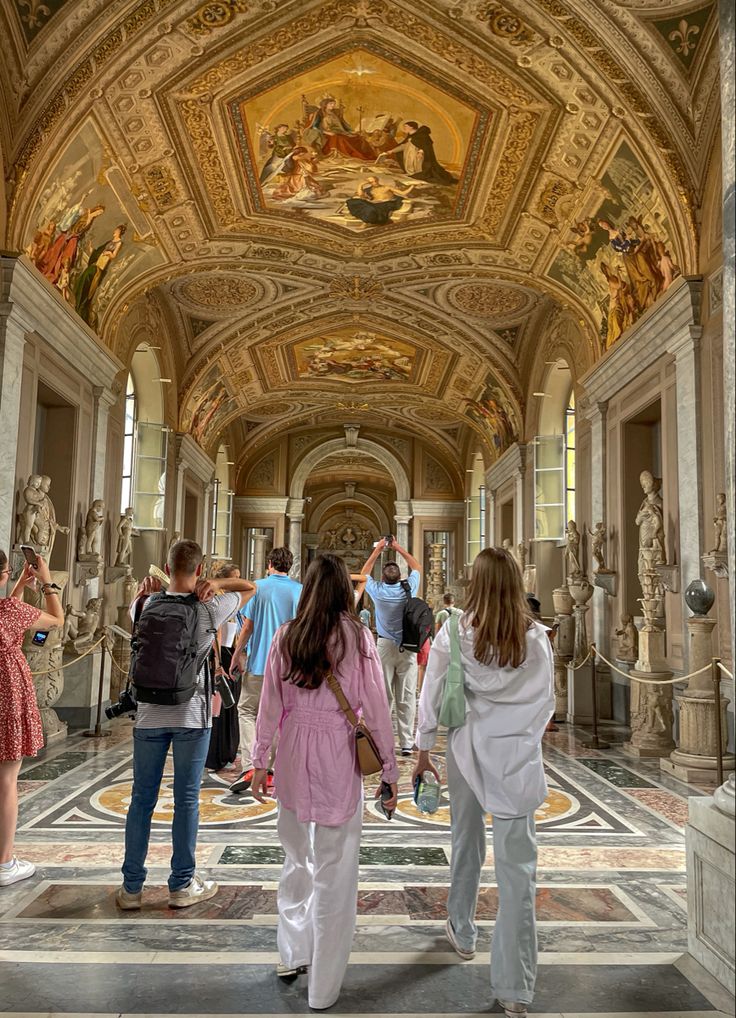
left=63, top=597, right=103, bottom=651
left=564, top=520, right=583, bottom=582
left=615, top=614, right=638, bottom=663
left=341, top=527, right=357, bottom=547
left=325, top=529, right=339, bottom=550
left=589, top=521, right=611, bottom=573
left=16, top=474, right=45, bottom=545
left=114, top=507, right=135, bottom=566
left=635, top=470, right=666, bottom=592
left=710, top=492, right=727, bottom=554
left=502, top=538, right=513, bottom=556
left=77, top=500, right=105, bottom=561
left=34, top=476, right=70, bottom=560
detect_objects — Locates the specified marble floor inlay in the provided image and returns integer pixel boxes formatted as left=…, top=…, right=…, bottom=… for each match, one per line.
left=3, top=721, right=731, bottom=1017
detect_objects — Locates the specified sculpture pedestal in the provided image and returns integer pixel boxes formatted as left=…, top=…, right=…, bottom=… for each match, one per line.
left=554, top=654, right=570, bottom=720
left=566, top=661, right=612, bottom=725
left=623, top=669, right=675, bottom=758
left=661, top=692, right=736, bottom=783
left=686, top=795, right=735, bottom=994
left=56, top=648, right=110, bottom=730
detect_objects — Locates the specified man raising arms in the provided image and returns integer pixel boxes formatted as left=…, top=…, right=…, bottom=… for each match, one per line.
left=360, top=537, right=422, bottom=756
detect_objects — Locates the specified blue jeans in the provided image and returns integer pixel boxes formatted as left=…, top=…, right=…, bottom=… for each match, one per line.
left=122, top=727, right=211, bottom=893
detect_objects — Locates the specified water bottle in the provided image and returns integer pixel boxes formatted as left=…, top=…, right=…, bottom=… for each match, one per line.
left=416, top=771, right=441, bottom=814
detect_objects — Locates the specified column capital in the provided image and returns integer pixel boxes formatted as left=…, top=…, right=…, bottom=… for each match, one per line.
left=669, top=324, right=703, bottom=361
left=287, top=497, right=306, bottom=518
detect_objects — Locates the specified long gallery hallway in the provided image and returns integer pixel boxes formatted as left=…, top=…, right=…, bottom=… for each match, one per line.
left=0, top=722, right=731, bottom=1017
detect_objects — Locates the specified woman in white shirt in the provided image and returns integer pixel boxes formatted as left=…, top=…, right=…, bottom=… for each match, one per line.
left=414, top=547, right=554, bottom=1018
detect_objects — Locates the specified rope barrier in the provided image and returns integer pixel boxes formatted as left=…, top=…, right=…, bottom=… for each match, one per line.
left=592, top=647, right=712, bottom=685
left=570, top=648, right=593, bottom=670
left=717, top=661, right=734, bottom=681
left=29, top=635, right=106, bottom=676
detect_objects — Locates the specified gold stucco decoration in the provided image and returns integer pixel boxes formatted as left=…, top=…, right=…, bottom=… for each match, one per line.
left=180, top=276, right=259, bottom=308
left=447, top=282, right=527, bottom=318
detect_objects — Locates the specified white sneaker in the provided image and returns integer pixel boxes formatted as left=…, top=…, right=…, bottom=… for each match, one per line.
left=498, top=1002, right=528, bottom=1017
left=115, top=886, right=142, bottom=910
left=168, top=874, right=218, bottom=908
left=445, top=917, right=476, bottom=960
left=0, top=858, right=35, bottom=887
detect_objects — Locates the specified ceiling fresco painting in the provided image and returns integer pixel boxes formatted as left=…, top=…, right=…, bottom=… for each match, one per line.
left=180, top=360, right=238, bottom=448
left=291, top=329, right=418, bottom=382
left=548, top=141, right=681, bottom=350
left=229, top=46, right=483, bottom=233
left=23, top=121, right=165, bottom=329
left=464, top=371, right=520, bottom=457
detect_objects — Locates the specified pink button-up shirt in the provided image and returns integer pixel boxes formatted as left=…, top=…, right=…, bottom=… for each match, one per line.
left=253, top=618, right=399, bottom=826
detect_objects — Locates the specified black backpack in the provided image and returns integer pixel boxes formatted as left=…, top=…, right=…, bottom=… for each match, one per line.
left=130, top=593, right=207, bottom=705
left=399, top=579, right=434, bottom=653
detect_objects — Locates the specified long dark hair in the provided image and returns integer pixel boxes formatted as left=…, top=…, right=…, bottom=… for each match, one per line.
left=281, top=553, right=364, bottom=688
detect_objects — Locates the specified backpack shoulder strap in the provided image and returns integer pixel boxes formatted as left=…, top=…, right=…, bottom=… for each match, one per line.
left=326, top=673, right=359, bottom=728
left=399, top=578, right=412, bottom=598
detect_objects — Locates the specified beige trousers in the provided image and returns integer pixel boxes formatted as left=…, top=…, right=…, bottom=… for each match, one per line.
left=236, top=672, right=275, bottom=770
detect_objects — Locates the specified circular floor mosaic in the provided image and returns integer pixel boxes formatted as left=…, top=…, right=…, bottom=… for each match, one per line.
left=92, top=781, right=277, bottom=825
left=390, top=787, right=578, bottom=826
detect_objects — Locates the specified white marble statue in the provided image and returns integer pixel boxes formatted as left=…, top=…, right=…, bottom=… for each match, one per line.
left=710, top=492, right=727, bottom=554
left=502, top=538, right=513, bottom=555
left=114, top=507, right=135, bottom=566
left=78, top=499, right=105, bottom=560
left=564, top=520, right=583, bottom=581
left=635, top=470, right=666, bottom=588
left=590, top=521, right=610, bottom=573
left=16, top=474, right=45, bottom=545
left=34, top=475, right=70, bottom=559
left=615, top=613, right=638, bottom=663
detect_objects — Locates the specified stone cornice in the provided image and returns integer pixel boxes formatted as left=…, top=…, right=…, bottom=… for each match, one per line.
left=410, top=500, right=466, bottom=518
left=0, top=254, right=123, bottom=389
left=484, top=442, right=527, bottom=490
left=175, top=433, right=215, bottom=485
left=233, top=496, right=289, bottom=514
left=579, top=276, right=703, bottom=411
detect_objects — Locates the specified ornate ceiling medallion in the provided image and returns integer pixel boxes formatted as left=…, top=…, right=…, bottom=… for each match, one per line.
left=173, top=274, right=263, bottom=313
left=446, top=281, right=532, bottom=319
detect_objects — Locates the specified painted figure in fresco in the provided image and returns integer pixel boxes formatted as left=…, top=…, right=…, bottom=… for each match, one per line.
left=27, top=220, right=57, bottom=265
left=655, top=240, right=681, bottom=290
left=191, top=384, right=231, bottom=445
left=597, top=218, right=661, bottom=313
left=303, top=97, right=377, bottom=160
left=376, top=121, right=457, bottom=185
left=36, top=204, right=105, bottom=287
left=74, top=224, right=127, bottom=323
left=464, top=389, right=515, bottom=454
left=600, top=261, right=635, bottom=348
left=270, top=147, right=327, bottom=203
left=567, top=217, right=596, bottom=254
left=258, top=123, right=298, bottom=183
left=346, top=175, right=415, bottom=225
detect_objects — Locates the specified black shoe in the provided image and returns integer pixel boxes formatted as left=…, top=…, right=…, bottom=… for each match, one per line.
left=401, top=748, right=413, bottom=757
left=229, top=768, right=255, bottom=794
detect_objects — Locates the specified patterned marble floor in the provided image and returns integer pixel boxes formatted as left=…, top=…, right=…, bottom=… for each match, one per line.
left=2, top=720, right=733, bottom=1017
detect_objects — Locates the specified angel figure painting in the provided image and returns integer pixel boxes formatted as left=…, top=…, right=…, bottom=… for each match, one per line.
left=547, top=141, right=681, bottom=351
left=231, top=48, right=482, bottom=233
left=181, top=363, right=237, bottom=449
left=464, top=374, right=518, bottom=456
left=292, top=330, right=417, bottom=382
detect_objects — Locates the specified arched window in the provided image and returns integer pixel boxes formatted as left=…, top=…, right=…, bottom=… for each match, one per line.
left=565, top=390, right=576, bottom=523
left=121, top=374, right=137, bottom=514
left=212, top=445, right=234, bottom=559
left=123, top=345, right=168, bottom=529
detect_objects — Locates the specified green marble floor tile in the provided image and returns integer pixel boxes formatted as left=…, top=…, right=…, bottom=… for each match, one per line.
left=577, top=757, right=657, bottom=788
left=219, top=845, right=448, bottom=866
left=21, top=752, right=91, bottom=781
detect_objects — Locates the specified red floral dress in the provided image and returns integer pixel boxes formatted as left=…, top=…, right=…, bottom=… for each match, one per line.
left=0, top=598, right=44, bottom=761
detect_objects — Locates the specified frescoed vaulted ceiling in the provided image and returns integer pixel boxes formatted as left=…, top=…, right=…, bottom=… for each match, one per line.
left=0, top=0, right=721, bottom=469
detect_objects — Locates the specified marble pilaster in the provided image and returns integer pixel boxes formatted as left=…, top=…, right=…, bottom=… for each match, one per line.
left=252, top=532, right=270, bottom=580
left=286, top=498, right=305, bottom=580
left=585, top=401, right=611, bottom=653
left=0, top=312, right=28, bottom=551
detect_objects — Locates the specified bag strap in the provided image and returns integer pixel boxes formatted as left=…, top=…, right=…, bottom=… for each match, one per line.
left=326, top=672, right=360, bottom=729
left=449, top=611, right=462, bottom=670
left=399, top=578, right=412, bottom=600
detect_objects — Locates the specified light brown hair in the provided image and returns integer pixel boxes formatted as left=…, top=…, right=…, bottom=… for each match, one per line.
left=464, top=547, right=531, bottom=669
left=167, top=539, right=203, bottom=576
left=214, top=563, right=240, bottom=578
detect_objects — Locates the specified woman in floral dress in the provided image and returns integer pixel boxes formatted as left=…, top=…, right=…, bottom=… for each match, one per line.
left=0, top=551, right=63, bottom=886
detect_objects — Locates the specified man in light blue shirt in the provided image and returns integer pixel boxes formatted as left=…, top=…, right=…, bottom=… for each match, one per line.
left=361, top=536, right=423, bottom=755
left=228, top=547, right=302, bottom=792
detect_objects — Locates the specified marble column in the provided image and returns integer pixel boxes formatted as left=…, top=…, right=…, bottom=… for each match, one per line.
left=173, top=458, right=186, bottom=533
left=0, top=311, right=29, bottom=551
left=202, top=481, right=214, bottom=555
left=252, top=532, right=270, bottom=580
left=287, top=498, right=305, bottom=580
left=664, top=615, right=735, bottom=781
left=394, top=500, right=412, bottom=578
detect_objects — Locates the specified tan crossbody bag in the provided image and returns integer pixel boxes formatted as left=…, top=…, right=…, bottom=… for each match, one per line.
left=326, top=673, right=383, bottom=776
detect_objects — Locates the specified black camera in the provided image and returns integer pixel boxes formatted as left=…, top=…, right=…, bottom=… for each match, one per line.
left=105, top=686, right=137, bottom=720
left=384, top=534, right=394, bottom=547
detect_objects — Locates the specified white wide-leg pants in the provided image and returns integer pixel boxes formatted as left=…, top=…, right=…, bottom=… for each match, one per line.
left=377, top=636, right=418, bottom=750
left=276, top=800, right=363, bottom=1010
left=446, top=746, right=538, bottom=1006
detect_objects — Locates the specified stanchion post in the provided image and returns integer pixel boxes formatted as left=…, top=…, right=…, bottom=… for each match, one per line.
left=83, top=637, right=111, bottom=739
left=583, top=644, right=609, bottom=750
left=712, top=657, right=724, bottom=788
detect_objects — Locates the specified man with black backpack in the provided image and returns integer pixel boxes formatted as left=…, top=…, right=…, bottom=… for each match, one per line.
left=360, top=536, right=431, bottom=756
left=116, top=540, right=254, bottom=911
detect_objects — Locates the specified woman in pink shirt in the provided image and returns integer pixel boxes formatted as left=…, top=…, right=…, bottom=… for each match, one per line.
left=252, top=554, right=398, bottom=1012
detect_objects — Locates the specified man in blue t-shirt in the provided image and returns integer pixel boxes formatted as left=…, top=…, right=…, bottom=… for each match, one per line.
left=360, top=536, right=423, bottom=756
left=228, top=547, right=302, bottom=792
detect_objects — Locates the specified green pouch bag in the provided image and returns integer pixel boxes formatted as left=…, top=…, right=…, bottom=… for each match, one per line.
left=438, top=611, right=467, bottom=729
